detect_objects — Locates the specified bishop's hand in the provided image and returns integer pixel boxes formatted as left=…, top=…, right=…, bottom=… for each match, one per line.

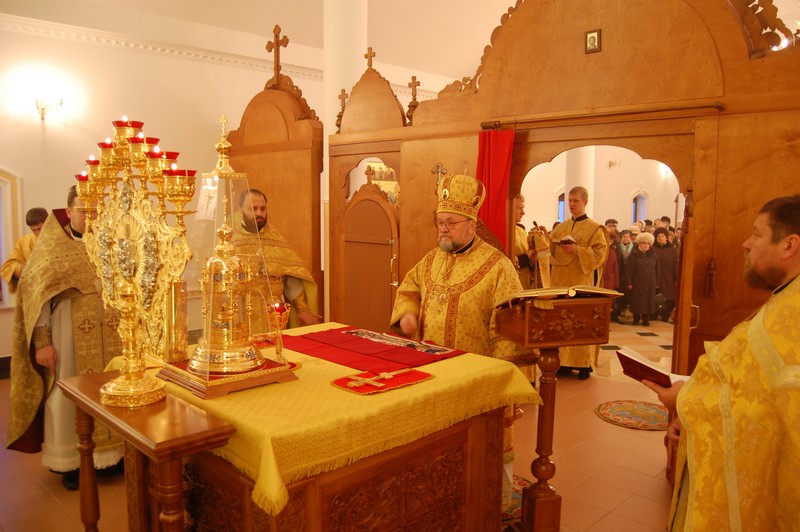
left=35, top=345, right=58, bottom=373
left=399, top=312, right=418, bottom=337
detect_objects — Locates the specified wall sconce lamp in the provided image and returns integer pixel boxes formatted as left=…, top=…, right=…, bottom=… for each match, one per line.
left=35, top=97, right=63, bottom=121
left=608, top=158, right=622, bottom=169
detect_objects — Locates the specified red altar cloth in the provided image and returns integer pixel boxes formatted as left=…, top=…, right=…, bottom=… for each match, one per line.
left=281, top=326, right=464, bottom=373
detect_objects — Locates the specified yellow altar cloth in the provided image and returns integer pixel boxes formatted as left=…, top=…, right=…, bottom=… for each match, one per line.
left=163, top=322, right=539, bottom=515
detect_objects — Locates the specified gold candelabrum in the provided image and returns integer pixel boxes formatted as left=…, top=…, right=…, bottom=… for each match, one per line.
left=76, top=117, right=196, bottom=407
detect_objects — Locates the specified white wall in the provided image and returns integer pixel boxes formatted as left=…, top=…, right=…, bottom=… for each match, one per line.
left=520, top=145, right=684, bottom=232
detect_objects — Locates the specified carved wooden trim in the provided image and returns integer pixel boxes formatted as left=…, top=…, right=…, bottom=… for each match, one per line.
left=728, top=0, right=798, bottom=57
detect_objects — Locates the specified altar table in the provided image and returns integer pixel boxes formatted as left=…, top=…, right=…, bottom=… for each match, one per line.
left=65, top=322, right=538, bottom=530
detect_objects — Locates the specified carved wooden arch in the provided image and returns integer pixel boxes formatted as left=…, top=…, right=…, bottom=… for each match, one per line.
left=339, top=182, right=400, bottom=332
left=340, top=67, right=407, bottom=134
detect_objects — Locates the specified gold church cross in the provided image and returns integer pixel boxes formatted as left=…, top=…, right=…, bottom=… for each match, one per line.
left=266, top=24, right=289, bottom=79
left=219, top=115, right=228, bottom=136
left=364, top=46, right=376, bottom=68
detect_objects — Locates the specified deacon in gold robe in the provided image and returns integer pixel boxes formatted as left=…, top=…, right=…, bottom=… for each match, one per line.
left=234, top=189, right=321, bottom=330
left=0, top=207, right=48, bottom=293
left=644, top=194, right=800, bottom=531
left=390, top=174, right=536, bottom=511
left=549, top=186, right=607, bottom=378
left=7, top=188, right=122, bottom=490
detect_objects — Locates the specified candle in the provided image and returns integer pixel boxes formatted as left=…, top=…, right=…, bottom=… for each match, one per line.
left=97, top=139, right=115, bottom=149
left=127, top=136, right=145, bottom=144
left=75, top=172, right=88, bottom=182
left=85, top=159, right=100, bottom=166
left=112, top=119, right=144, bottom=129
left=145, top=149, right=162, bottom=159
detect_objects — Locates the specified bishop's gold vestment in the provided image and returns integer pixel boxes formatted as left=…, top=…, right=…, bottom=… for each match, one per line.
left=7, top=212, right=122, bottom=470
left=669, top=275, right=800, bottom=531
left=233, top=222, right=319, bottom=330
left=390, top=235, right=522, bottom=359
left=549, top=215, right=608, bottom=368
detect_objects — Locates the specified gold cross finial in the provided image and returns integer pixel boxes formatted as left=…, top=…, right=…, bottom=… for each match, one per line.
left=364, top=47, right=376, bottom=68
left=219, top=115, right=228, bottom=136
left=338, top=89, right=348, bottom=110
left=266, top=25, right=289, bottom=79
left=408, top=76, right=420, bottom=99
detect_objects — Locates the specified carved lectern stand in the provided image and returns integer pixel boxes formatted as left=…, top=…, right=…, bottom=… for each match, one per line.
left=495, top=292, right=618, bottom=531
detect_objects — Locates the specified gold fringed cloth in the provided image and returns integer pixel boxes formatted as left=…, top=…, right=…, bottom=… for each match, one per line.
left=164, top=322, right=541, bottom=516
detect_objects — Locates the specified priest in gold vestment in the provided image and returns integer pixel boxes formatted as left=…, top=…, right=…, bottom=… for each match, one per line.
left=0, top=207, right=48, bottom=293
left=390, top=174, right=536, bottom=511
left=644, top=194, right=800, bottom=531
left=549, top=186, right=608, bottom=379
left=7, top=188, right=123, bottom=490
left=390, top=174, right=522, bottom=359
left=234, top=189, right=321, bottom=329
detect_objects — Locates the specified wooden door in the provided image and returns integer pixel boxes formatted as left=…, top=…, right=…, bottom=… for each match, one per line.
left=342, top=184, right=399, bottom=332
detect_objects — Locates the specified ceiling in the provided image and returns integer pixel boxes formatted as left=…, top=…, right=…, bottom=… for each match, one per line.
left=83, top=0, right=515, bottom=80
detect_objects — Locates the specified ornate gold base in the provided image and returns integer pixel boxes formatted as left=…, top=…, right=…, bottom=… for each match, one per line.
left=188, top=341, right=265, bottom=375
left=100, top=374, right=166, bottom=407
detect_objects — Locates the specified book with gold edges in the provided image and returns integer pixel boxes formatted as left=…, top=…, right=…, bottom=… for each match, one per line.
left=616, top=348, right=672, bottom=388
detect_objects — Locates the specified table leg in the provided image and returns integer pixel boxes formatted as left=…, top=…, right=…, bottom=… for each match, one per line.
left=519, top=347, right=562, bottom=531
left=157, top=459, right=185, bottom=531
left=75, top=406, right=100, bottom=532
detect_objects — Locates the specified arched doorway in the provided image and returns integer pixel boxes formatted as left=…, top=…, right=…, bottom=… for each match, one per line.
left=518, top=145, right=685, bottom=378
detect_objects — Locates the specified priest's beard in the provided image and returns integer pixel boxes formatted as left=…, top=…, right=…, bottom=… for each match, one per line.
left=243, top=215, right=267, bottom=233
left=743, top=260, right=784, bottom=291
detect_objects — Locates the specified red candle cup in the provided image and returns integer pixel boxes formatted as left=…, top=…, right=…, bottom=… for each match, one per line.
left=75, top=172, right=88, bottom=182
left=112, top=119, right=144, bottom=129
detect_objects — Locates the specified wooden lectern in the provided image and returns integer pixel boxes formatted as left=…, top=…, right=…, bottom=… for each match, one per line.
left=495, top=289, right=619, bottom=532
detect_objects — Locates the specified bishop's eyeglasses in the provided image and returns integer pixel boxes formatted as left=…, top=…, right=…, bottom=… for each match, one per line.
left=436, top=218, right=470, bottom=230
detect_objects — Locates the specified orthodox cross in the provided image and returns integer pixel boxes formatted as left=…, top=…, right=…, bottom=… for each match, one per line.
left=431, top=162, right=447, bottom=185
left=266, top=25, right=289, bottom=79
left=219, top=115, right=228, bottom=136
left=335, top=89, right=348, bottom=133
left=408, top=76, right=420, bottom=101
left=365, top=165, right=375, bottom=185
left=406, top=76, right=421, bottom=125
left=364, top=47, right=376, bottom=68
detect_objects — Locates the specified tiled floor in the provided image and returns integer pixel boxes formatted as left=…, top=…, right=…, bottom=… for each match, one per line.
left=0, top=318, right=675, bottom=531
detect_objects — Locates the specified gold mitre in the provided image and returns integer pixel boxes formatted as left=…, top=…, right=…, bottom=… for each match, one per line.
left=437, top=173, right=485, bottom=221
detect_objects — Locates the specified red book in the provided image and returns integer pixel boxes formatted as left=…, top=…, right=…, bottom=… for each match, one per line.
left=616, top=348, right=672, bottom=388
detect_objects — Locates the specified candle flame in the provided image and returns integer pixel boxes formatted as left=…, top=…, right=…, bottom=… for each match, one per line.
left=170, top=163, right=177, bottom=170
left=121, top=115, right=128, bottom=122
left=88, top=155, right=95, bottom=161
left=105, top=137, right=112, bottom=144
left=137, top=131, right=144, bottom=139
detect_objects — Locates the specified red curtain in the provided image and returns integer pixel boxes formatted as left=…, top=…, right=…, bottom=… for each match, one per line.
left=476, top=129, right=515, bottom=250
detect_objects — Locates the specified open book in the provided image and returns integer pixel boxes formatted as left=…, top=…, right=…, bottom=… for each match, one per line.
left=557, top=234, right=577, bottom=245
left=496, top=285, right=622, bottom=307
left=616, top=348, right=677, bottom=388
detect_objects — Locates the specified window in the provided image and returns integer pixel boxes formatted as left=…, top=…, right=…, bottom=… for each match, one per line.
left=557, top=192, right=565, bottom=223
left=632, top=193, right=648, bottom=224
